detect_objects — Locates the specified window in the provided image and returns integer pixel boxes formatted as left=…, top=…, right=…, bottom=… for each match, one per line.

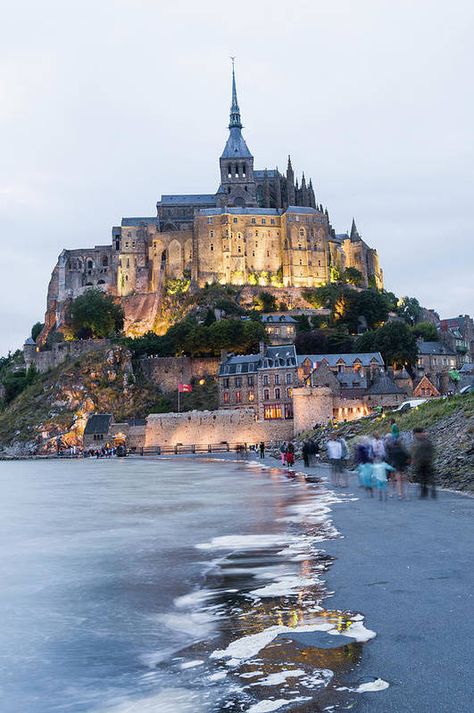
left=233, top=217, right=238, bottom=223
left=275, top=387, right=281, bottom=399
left=247, top=376, right=254, bottom=386
left=223, top=378, right=229, bottom=388
left=299, top=228, right=304, bottom=237
left=284, top=404, right=293, bottom=419
left=274, top=374, right=280, bottom=385
left=236, top=391, right=242, bottom=403
left=286, top=373, right=293, bottom=385
left=248, top=391, right=255, bottom=402
left=262, top=218, right=266, bottom=225
left=263, top=389, right=270, bottom=401
left=271, top=218, right=275, bottom=225
left=207, top=217, right=213, bottom=224
left=264, top=404, right=282, bottom=420
left=263, top=375, right=269, bottom=386
left=235, top=377, right=242, bottom=387
left=210, top=244, right=214, bottom=252
left=209, top=230, right=214, bottom=237
left=238, top=245, right=241, bottom=253
left=287, top=387, right=293, bottom=398
left=223, top=391, right=229, bottom=404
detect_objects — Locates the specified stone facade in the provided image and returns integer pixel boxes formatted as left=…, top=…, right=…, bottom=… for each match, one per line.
left=144, top=409, right=293, bottom=449
left=292, top=386, right=369, bottom=434
left=139, top=355, right=220, bottom=393
left=39, top=66, right=383, bottom=342
left=24, top=338, right=111, bottom=373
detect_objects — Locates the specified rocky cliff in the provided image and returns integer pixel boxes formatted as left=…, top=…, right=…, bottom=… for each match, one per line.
left=0, top=346, right=163, bottom=456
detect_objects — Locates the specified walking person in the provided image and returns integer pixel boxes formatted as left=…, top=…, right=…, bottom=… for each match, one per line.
left=412, top=427, right=437, bottom=498
left=372, top=460, right=396, bottom=501
left=354, top=436, right=374, bottom=496
left=302, top=440, right=310, bottom=468
left=326, top=436, right=343, bottom=487
left=386, top=435, right=410, bottom=499
left=285, top=442, right=295, bottom=468
left=259, top=441, right=265, bottom=459
left=339, top=436, right=349, bottom=487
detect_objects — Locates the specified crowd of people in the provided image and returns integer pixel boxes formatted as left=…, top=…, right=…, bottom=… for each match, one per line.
left=325, top=420, right=436, bottom=500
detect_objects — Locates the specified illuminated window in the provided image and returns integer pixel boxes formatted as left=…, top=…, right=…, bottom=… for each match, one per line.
left=236, top=391, right=242, bottom=403
left=287, top=387, right=293, bottom=398
left=248, top=391, right=255, bottom=402
left=223, top=392, right=229, bottom=404
left=264, top=404, right=282, bottom=420
left=285, top=404, right=293, bottom=419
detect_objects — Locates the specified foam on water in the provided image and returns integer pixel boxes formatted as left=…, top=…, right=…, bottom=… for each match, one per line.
left=95, top=688, right=208, bottom=713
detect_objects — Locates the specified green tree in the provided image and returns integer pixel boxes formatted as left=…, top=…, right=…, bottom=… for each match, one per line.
left=31, top=322, right=44, bottom=342
left=412, top=321, right=439, bottom=341
left=343, top=267, right=363, bottom=286
left=355, top=321, right=418, bottom=370
left=255, top=291, right=276, bottom=312
left=2, top=366, right=38, bottom=404
left=357, top=289, right=390, bottom=329
left=397, top=296, right=422, bottom=326
left=67, top=289, right=124, bottom=339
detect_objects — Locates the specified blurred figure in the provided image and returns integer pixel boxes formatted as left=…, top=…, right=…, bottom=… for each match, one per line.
left=372, top=460, right=396, bottom=501
left=354, top=436, right=374, bottom=496
left=302, top=440, right=310, bottom=468
left=412, top=428, right=437, bottom=498
left=259, top=441, right=265, bottom=459
left=371, top=432, right=386, bottom=462
left=386, top=436, right=410, bottom=500
left=327, top=436, right=343, bottom=487
left=339, top=436, right=349, bottom=487
left=285, top=442, right=295, bottom=467
left=280, top=442, right=287, bottom=466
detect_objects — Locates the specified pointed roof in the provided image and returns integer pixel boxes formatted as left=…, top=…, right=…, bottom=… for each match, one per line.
left=350, top=218, right=361, bottom=242
left=366, top=373, right=404, bottom=395
left=229, top=58, right=242, bottom=130
left=221, top=60, right=253, bottom=159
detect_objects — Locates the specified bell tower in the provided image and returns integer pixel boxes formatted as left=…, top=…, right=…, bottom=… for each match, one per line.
left=217, top=60, right=257, bottom=208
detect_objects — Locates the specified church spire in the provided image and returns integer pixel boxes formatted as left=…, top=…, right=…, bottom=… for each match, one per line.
left=350, top=218, right=361, bottom=241
left=229, top=58, right=242, bottom=129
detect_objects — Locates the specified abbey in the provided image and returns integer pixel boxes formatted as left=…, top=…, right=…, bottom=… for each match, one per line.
left=43, top=65, right=383, bottom=337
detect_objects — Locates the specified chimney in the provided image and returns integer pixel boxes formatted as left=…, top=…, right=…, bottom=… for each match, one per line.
left=259, top=341, right=266, bottom=357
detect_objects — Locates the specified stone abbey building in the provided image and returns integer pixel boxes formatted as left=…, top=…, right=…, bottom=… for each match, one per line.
left=42, top=65, right=383, bottom=338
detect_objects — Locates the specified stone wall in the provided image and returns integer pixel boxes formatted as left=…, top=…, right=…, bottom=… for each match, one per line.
left=292, top=386, right=370, bottom=434
left=24, top=339, right=112, bottom=374
left=145, top=409, right=293, bottom=448
left=139, top=355, right=220, bottom=392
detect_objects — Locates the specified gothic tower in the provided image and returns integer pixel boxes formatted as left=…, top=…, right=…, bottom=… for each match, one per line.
left=217, top=61, right=257, bottom=208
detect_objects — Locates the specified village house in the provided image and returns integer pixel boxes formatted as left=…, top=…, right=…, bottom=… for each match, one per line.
left=261, top=313, right=297, bottom=345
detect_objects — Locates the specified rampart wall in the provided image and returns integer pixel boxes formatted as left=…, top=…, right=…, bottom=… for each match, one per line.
left=145, top=409, right=293, bottom=448
left=139, top=355, right=220, bottom=392
left=24, top=339, right=112, bottom=373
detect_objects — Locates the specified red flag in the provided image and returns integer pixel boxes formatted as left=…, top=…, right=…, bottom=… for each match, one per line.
left=178, top=383, right=193, bottom=393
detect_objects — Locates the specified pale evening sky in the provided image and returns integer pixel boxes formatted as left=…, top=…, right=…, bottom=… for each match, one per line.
left=1, top=0, right=473, bottom=355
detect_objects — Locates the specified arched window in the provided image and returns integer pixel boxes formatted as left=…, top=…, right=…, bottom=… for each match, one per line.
left=275, top=387, right=281, bottom=400
left=235, top=164, right=239, bottom=178
left=242, top=164, right=246, bottom=178
left=227, top=164, right=232, bottom=178
left=299, top=228, right=305, bottom=237
left=86, top=259, right=93, bottom=271
left=97, top=279, right=105, bottom=285
left=102, top=256, right=108, bottom=267
left=263, top=389, right=270, bottom=401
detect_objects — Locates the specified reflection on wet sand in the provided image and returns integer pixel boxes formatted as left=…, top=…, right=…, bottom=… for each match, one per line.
left=161, top=464, right=377, bottom=712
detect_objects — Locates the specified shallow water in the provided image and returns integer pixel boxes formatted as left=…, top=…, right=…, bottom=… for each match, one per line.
left=0, top=457, right=369, bottom=712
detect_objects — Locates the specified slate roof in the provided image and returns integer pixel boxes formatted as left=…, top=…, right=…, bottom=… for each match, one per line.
left=254, top=169, right=280, bottom=179
left=24, top=337, right=36, bottom=345
left=121, top=217, right=159, bottom=226
left=261, top=314, right=297, bottom=324
left=460, top=363, right=474, bottom=374
left=200, top=207, right=281, bottom=216
left=418, top=341, right=456, bottom=356
left=366, top=374, right=404, bottom=395
left=84, top=414, right=113, bottom=435
left=221, top=127, right=253, bottom=159
left=158, top=195, right=217, bottom=205
left=337, top=372, right=369, bottom=390
left=297, top=352, right=384, bottom=368
left=286, top=205, right=319, bottom=214
left=219, top=345, right=297, bottom=375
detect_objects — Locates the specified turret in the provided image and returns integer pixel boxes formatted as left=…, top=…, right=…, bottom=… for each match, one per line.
left=286, top=155, right=295, bottom=205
